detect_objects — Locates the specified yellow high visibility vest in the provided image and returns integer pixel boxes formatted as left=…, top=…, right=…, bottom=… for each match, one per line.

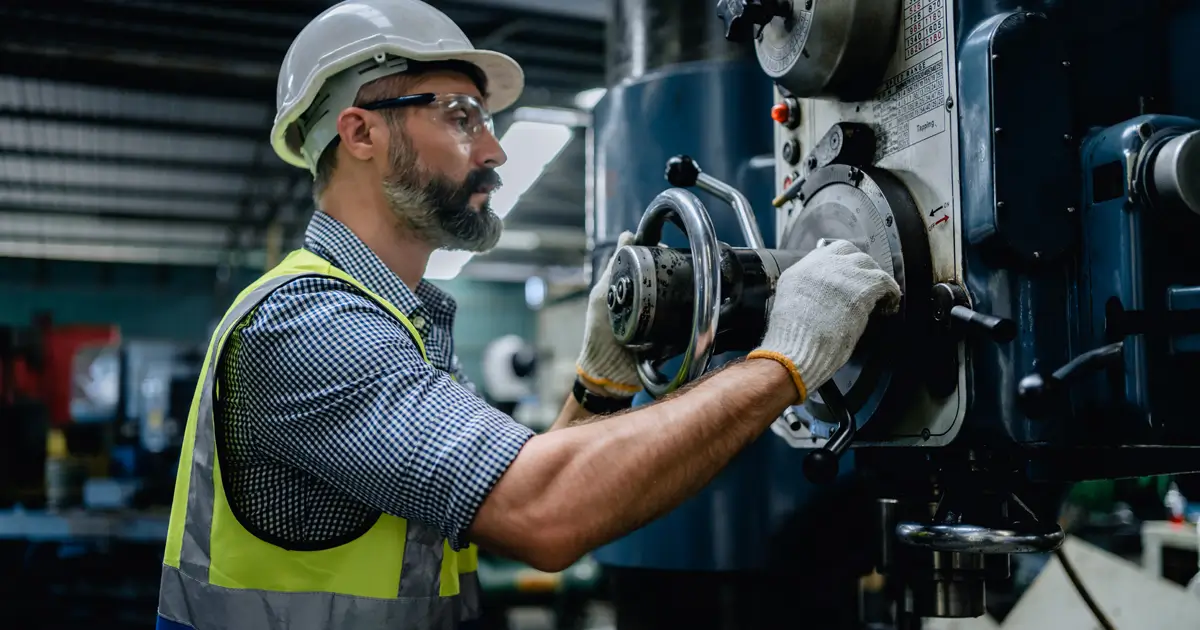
left=157, top=248, right=480, bottom=629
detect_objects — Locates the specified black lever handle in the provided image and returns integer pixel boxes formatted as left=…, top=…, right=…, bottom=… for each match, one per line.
left=932, top=283, right=1017, bottom=343
left=1017, top=341, right=1124, bottom=420
left=950, top=305, right=1017, bottom=342
left=715, top=0, right=791, bottom=43
left=803, top=382, right=856, bottom=484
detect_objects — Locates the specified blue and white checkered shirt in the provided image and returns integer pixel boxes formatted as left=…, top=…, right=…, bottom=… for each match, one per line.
left=218, top=211, right=535, bottom=551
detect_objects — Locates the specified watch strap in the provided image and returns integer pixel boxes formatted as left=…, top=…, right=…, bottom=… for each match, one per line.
left=573, top=377, right=634, bottom=414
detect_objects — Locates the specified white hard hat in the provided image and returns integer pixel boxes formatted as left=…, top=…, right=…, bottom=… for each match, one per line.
left=270, top=0, right=525, bottom=173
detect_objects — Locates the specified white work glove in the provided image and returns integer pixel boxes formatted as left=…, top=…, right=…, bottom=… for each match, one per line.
left=576, top=231, right=642, bottom=398
left=748, top=239, right=902, bottom=403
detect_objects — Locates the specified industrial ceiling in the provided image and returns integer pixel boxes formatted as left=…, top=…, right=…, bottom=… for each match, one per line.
left=0, top=0, right=606, bottom=283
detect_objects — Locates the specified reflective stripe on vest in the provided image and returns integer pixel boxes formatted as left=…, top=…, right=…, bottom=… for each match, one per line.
left=157, top=249, right=480, bottom=629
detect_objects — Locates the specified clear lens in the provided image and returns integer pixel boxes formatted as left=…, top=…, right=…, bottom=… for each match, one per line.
left=425, top=94, right=494, bottom=143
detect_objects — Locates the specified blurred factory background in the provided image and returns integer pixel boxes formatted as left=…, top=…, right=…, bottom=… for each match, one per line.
left=1, top=1, right=1198, bottom=629
left=0, top=0, right=604, bottom=627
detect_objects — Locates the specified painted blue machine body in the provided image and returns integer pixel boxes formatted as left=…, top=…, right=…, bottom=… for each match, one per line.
left=952, top=0, right=1200, bottom=466
left=588, top=0, right=1200, bottom=574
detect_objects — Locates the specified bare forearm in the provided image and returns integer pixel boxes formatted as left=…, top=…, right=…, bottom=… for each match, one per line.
left=469, top=357, right=795, bottom=570
left=547, top=393, right=594, bottom=431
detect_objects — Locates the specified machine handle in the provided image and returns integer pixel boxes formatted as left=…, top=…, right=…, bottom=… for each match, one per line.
left=894, top=522, right=1065, bottom=554
left=630, top=188, right=722, bottom=398
left=665, top=155, right=766, bottom=250
left=931, top=283, right=1017, bottom=343
left=801, top=382, right=857, bottom=484
left=895, top=490, right=1066, bottom=554
left=1017, top=341, right=1125, bottom=420
left=664, top=153, right=854, bottom=469
left=715, top=0, right=791, bottom=43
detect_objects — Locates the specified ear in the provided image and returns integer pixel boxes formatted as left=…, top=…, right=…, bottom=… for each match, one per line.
left=335, top=107, right=381, bottom=162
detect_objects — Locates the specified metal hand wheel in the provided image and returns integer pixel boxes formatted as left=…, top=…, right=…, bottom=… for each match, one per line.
left=626, top=188, right=722, bottom=399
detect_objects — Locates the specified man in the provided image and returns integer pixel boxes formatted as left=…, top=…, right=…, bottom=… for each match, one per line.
left=154, top=1, right=902, bottom=629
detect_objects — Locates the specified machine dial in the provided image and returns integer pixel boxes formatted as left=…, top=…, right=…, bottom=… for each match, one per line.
left=752, top=0, right=903, bottom=101
left=772, top=164, right=932, bottom=443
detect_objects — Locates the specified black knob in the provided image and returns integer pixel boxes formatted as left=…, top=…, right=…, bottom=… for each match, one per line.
left=1016, top=341, right=1124, bottom=421
left=782, top=139, right=801, bottom=165
left=716, top=0, right=791, bottom=43
left=665, top=155, right=701, bottom=187
left=803, top=449, right=840, bottom=484
left=1016, top=373, right=1055, bottom=420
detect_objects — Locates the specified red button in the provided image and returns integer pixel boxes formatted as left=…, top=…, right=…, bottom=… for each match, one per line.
left=771, top=102, right=791, bottom=124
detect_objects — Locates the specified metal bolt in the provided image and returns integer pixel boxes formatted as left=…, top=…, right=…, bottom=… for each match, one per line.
left=945, top=96, right=955, bottom=110
left=997, top=201, right=1006, bottom=209
left=995, top=127, right=1003, bottom=134
left=1033, top=251, right=1041, bottom=259
left=1062, top=60, right=1071, bottom=68
left=848, top=167, right=863, bottom=185
left=1067, top=206, right=1076, bottom=213
left=613, top=277, right=631, bottom=306
left=1063, top=133, right=1073, bottom=142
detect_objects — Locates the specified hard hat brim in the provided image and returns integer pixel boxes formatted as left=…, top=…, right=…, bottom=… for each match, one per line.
left=270, top=46, right=525, bottom=170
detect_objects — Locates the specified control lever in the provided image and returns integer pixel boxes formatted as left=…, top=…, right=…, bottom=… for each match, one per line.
left=928, top=283, right=1017, bottom=397
left=802, top=382, right=856, bottom=484
left=666, top=155, right=766, bottom=249
left=715, top=0, right=792, bottom=43
left=774, top=123, right=878, bottom=208
left=932, top=283, right=1017, bottom=343
left=1017, top=341, right=1124, bottom=420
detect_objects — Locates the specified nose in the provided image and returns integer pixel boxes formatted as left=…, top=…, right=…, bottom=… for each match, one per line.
left=473, top=130, right=507, bottom=169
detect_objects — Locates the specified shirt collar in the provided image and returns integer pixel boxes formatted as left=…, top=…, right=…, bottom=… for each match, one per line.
left=302, top=211, right=458, bottom=326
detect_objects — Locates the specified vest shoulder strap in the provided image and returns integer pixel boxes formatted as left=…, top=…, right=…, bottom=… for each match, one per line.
left=249, top=248, right=428, bottom=361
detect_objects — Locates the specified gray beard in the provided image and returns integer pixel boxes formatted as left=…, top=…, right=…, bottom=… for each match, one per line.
left=380, top=131, right=503, bottom=253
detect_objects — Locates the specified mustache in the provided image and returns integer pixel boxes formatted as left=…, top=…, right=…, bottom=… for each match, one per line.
left=464, top=168, right=502, bottom=195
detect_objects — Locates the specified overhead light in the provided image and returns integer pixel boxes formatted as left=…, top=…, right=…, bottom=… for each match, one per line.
left=427, top=118, right=575, bottom=280
left=574, top=87, right=607, bottom=111
left=489, top=120, right=574, bottom=218
left=513, top=106, right=591, bottom=128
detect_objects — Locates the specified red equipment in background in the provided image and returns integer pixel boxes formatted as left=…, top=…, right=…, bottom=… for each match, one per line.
left=0, top=313, right=119, bottom=507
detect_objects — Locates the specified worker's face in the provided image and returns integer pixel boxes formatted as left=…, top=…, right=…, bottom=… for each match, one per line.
left=380, top=73, right=508, bottom=252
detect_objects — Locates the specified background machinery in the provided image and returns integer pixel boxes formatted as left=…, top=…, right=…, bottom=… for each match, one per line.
left=589, top=0, right=1200, bottom=627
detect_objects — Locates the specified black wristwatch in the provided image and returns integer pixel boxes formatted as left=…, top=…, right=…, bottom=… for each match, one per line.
left=573, top=377, right=635, bottom=414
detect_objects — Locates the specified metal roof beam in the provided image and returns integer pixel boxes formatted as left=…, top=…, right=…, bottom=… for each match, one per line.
left=0, top=108, right=266, bottom=141
left=0, top=147, right=290, bottom=176
left=442, top=0, right=607, bottom=22
left=0, top=203, right=235, bottom=225
left=0, top=180, right=246, bottom=205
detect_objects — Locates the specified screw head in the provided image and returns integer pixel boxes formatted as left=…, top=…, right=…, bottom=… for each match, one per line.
left=614, top=276, right=631, bottom=305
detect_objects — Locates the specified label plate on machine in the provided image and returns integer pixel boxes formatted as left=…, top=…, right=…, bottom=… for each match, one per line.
left=773, top=0, right=965, bottom=446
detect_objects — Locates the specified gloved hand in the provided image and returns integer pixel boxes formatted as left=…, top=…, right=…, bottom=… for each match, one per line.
left=576, top=231, right=642, bottom=398
left=748, top=239, right=902, bottom=403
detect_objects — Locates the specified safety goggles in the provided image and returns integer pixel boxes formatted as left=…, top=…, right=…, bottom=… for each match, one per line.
left=360, top=93, right=495, bottom=144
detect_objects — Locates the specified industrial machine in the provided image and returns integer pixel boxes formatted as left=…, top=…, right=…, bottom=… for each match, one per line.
left=589, top=0, right=1200, bottom=627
